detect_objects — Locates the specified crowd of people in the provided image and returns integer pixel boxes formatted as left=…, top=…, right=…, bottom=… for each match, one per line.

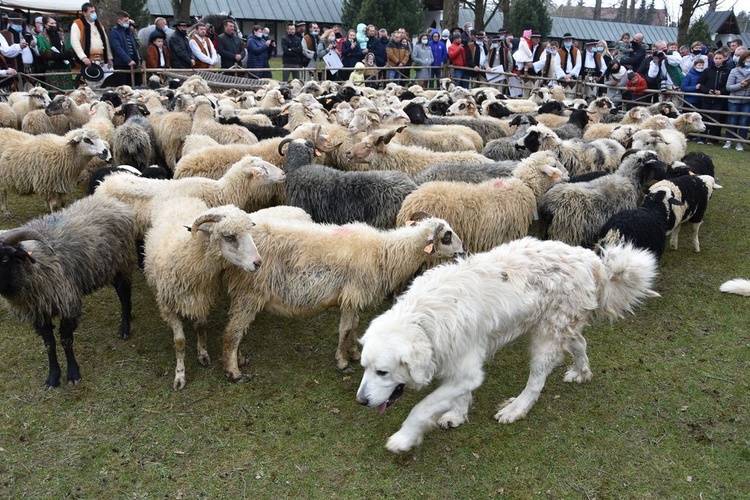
left=3, top=4, right=750, bottom=147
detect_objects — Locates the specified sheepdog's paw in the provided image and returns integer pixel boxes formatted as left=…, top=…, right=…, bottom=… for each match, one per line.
left=494, top=398, right=528, bottom=424
left=237, top=352, right=249, bottom=367
left=437, top=410, right=467, bottom=429
left=348, top=346, right=361, bottom=362
left=386, top=429, right=422, bottom=453
left=225, top=371, right=252, bottom=383
left=563, top=366, right=593, bottom=383
left=197, top=351, right=211, bottom=366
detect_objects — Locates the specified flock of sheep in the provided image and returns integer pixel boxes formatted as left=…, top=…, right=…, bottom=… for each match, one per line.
left=0, top=74, right=744, bottom=395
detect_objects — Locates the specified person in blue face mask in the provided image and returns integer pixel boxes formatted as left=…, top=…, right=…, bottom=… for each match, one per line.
left=0, top=12, right=37, bottom=74
left=70, top=2, right=114, bottom=73
left=557, top=33, right=581, bottom=97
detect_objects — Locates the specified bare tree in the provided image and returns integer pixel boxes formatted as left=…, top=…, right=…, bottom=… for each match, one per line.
left=172, top=0, right=192, bottom=22
left=594, top=0, right=602, bottom=19
left=462, top=0, right=503, bottom=31
left=629, top=0, right=636, bottom=22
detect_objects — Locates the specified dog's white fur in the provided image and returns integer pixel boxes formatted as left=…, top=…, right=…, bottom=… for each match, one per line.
left=720, top=279, right=750, bottom=296
left=356, top=237, right=660, bottom=453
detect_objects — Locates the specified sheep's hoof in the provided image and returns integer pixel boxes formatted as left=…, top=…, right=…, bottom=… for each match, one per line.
left=67, top=378, right=81, bottom=386
left=173, top=377, right=187, bottom=390
left=197, top=352, right=211, bottom=366
left=338, top=364, right=356, bottom=374
left=225, top=371, right=252, bottom=383
left=44, top=377, right=61, bottom=389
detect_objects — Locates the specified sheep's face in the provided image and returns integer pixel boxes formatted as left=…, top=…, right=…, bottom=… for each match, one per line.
left=331, top=103, right=354, bottom=127
left=69, top=131, right=112, bottom=162
left=218, top=222, right=262, bottom=273
left=509, top=114, right=537, bottom=128
left=418, top=219, right=465, bottom=259
left=0, top=243, right=35, bottom=295
left=631, top=131, right=665, bottom=153
left=681, top=113, right=706, bottom=133
left=516, top=127, right=559, bottom=152
left=45, top=96, right=72, bottom=117
left=530, top=87, right=551, bottom=104
left=381, top=107, right=409, bottom=125
left=242, top=160, right=286, bottom=185
left=589, top=97, right=613, bottom=113
left=348, top=109, right=379, bottom=134
left=654, top=102, right=679, bottom=118
left=446, top=100, right=476, bottom=117
left=485, top=101, right=510, bottom=119
left=346, top=128, right=403, bottom=162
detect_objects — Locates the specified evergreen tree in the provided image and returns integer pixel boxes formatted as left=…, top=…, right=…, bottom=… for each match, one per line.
left=646, top=0, right=656, bottom=26
left=635, top=0, right=647, bottom=25
left=507, top=0, right=553, bottom=40
left=122, top=0, right=149, bottom=27
left=343, top=0, right=425, bottom=34
left=685, top=19, right=712, bottom=47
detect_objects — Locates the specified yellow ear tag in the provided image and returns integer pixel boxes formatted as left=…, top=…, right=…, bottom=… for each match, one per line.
left=423, top=243, right=434, bottom=254
left=552, top=172, right=559, bottom=179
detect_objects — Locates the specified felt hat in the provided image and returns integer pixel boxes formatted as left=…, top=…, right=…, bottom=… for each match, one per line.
left=562, top=32, right=573, bottom=39
left=81, top=63, right=104, bottom=82
left=7, top=12, right=23, bottom=21
left=173, top=20, right=189, bottom=27
left=531, top=32, right=542, bottom=38
left=585, top=40, right=597, bottom=46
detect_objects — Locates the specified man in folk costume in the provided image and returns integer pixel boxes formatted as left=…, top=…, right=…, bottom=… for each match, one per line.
left=36, top=15, right=75, bottom=90
left=189, top=22, right=218, bottom=69
left=557, top=32, right=581, bottom=97
left=107, top=11, right=141, bottom=87
left=302, top=23, right=320, bottom=81
left=581, top=40, right=607, bottom=99
left=145, top=32, right=170, bottom=70
left=486, top=28, right=512, bottom=95
left=70, top=3, right=113, bottom=72
left=1, top=12, right=37, bottom=80
left=520, top=32, right=545, bottom=94
left=533, top=40, right=564, bottom=85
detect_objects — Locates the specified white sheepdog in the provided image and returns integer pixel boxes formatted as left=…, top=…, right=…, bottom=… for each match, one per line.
left=720, top=279, right=750, bottom=296
left=356, top=237, right=660, bottom=453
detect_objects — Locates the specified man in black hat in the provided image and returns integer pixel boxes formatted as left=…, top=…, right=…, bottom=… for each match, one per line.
left=0, top=12, right=37, bottom=73
left=169, top=20, right=194, bottom=69
left=581, top=39, right=606, bottom=98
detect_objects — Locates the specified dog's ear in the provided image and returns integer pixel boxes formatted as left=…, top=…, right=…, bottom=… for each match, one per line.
left=401, top=332, right=435, bottom=390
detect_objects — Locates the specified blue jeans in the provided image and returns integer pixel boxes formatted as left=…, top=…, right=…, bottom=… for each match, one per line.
left=453, top=68, right=469, bottom=88
left=387, top=69, right=403, bottom=81
left=726, top=101, right=750, bottom=140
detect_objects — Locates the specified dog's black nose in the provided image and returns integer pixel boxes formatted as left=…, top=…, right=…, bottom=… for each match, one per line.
left=356, top=395, right=368, bottom=406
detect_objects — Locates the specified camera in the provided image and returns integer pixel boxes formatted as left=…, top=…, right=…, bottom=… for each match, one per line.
left=656, top=51, right=665, bottom=58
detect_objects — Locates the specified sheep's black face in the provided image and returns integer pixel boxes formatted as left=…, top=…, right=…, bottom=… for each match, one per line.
left=403, top=102, right=428, bottom=124
left=516, top=131, right=540, bottom=152
left=428, top=101, right=449, bottom=116
left=486, top=102, right=510, bottom=119
left=538, top=101, right=564, bottom=115
left=0, top=244, right=34, bottom=295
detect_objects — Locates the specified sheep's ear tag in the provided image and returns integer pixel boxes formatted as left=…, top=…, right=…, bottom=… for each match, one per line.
left=423, top=243, right=434, bottom=254
left=551, top=171, right=559, bottom=179
left=406, top=219, right=416, bottom=226
left=314, top=149, right=322, bottom=157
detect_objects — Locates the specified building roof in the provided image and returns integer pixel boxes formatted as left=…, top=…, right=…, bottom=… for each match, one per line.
left=703, top=10, right=738, bottom=34
left=147, top=0, right=345, bottom=24
left=147, top=1, right=677, bottom=42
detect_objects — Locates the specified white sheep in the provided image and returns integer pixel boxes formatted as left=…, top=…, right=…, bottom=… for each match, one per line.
left=0, top=102, right=17, bottom=128
left=221, top=212, right=465, bottom=379
left=345, top=127, right=493, bottom=176
left=396, top=151, right=569, bottom=253
left=144, top=197, right=263, bottom=390
left=630, top=129, right=686, bottom=164
left=181, top=134, right=221, bottom=157
left=190, top=96, right=258, bottom=146
left=95, top=156, right=286, bottom=238
left=0, top=128, right=112, bottom=217
left=9, top=87, right=51, bottom=128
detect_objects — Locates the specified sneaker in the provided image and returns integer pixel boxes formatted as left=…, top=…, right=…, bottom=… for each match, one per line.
left=696, top=139, right=705, bottom=144
left=736, top=143, right=744, bottom=151
left=723, top=141, right=732, bottom=149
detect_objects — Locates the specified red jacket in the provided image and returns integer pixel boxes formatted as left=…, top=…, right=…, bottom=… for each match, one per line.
left=448, top=41, right=466, bottom=67
left=626, top=72, right=648, bottom=96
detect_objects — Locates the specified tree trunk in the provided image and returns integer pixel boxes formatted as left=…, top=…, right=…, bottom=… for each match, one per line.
left=172, top=0, right=192, bottom=22
left=442, top=0, right=459, bottom=32
left=475, top=0, right=488, bottom=31
left=628, top=0, right=636, bottom=23
left=677, top=1, right=696, bottom=44
left=593, top=0, right=602, bottom=20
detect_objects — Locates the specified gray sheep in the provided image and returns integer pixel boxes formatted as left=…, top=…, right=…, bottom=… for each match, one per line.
left=281, top=138, right=417, bottom=229
left=113, top=102, right=156, bottom=172
left=0, top=196, right=137, bottom=387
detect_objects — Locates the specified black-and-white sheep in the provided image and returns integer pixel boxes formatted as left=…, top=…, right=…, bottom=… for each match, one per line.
left=538, top=150, right=668, bottom=247
left=0, top=196, right=136, bottom=387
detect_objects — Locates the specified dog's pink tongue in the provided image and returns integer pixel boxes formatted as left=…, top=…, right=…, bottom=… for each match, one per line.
left=377, top=402, right=388, bottom=415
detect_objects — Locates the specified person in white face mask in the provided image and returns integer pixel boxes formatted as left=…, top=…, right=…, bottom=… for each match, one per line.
left=70, top=2, right=113, bottom=70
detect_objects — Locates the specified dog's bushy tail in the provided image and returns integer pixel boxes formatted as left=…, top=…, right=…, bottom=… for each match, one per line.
left=597, top=243, right=660, bottom=320
left=720, top=279, right=750, bottom=296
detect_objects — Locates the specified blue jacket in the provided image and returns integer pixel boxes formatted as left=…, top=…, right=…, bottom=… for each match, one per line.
left=109, top=25, right=140, bottom=67
left=246, top=34, right=269, bottom=69
left=370, top=36, right=388, bottom=66
left=680, top=68, right=703, bottom=106
left=341, top=39, right=363, bottom=68
left=429, top=29, right=448, bottom=66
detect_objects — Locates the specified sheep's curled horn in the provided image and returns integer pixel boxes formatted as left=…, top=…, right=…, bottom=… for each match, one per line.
left=0, top=227, right=55, bottom=258
left=186, top=213, right=226, bottom=235
left=278, top=137, right=294, bottom=156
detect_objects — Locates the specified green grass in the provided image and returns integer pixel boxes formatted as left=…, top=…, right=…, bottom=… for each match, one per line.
left=1, top=144, right=749, bottom=497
